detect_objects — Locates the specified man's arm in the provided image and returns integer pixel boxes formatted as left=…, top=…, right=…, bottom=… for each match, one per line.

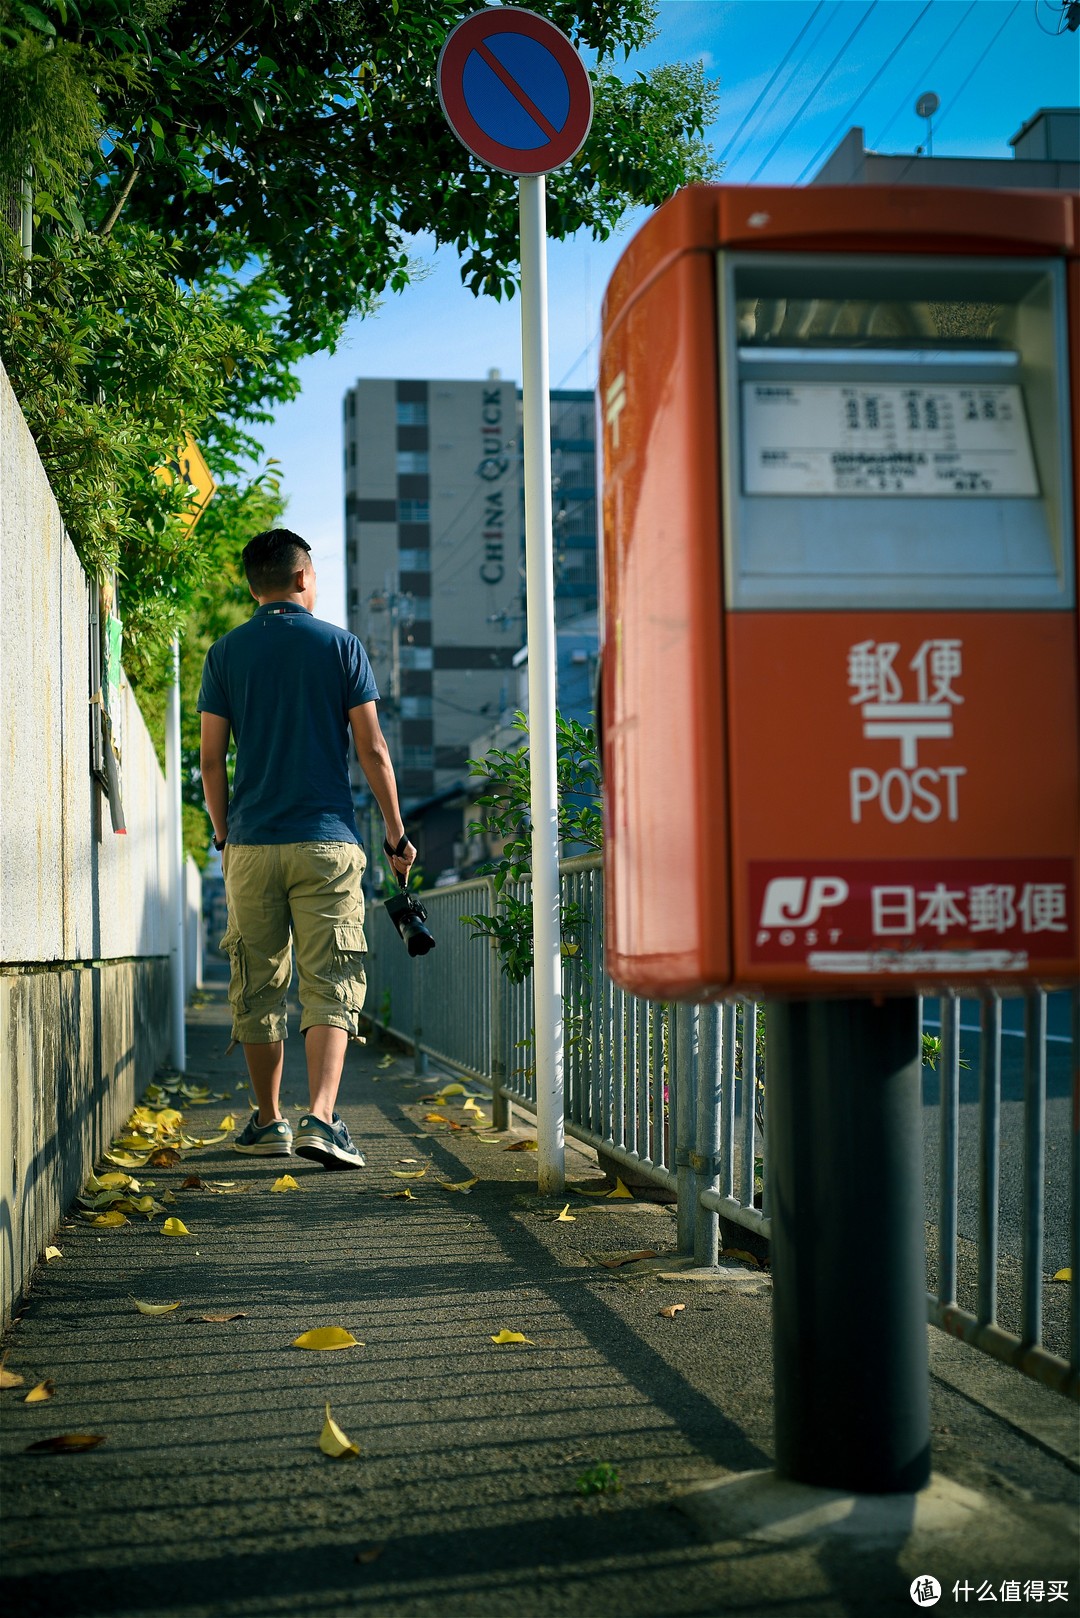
left=349, top=702, right=416, bottom=878
left=199, top=711, right=231, bottom=844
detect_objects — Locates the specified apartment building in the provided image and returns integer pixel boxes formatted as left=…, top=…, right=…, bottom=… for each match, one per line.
left=342, top=374, right=596, bottom=814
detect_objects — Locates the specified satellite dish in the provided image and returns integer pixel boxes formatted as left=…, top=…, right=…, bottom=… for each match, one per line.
left=915, top=92, right=940, bottom=119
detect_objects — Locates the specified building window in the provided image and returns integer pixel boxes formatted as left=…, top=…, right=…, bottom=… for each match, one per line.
left=346, top=541, right=357, bottom=564
left=396, top=450, right=429, bottom=475
left=349, top=394, right=356, bottom=418
left=349, top=588, right=359, bottom=610
left=398, top=548, right=430, bottom=571
left=403, top=597, right=431, bottom=620
left=349, top=443, right=356, bottom=467
left=399, top=499, right=430, bottom=523
left=396, top=401, right=428, bottom=426
left=402, top=744, right=434, bottom=769
left=400, top=695, right=433, bottom=719
left=399, top=645, right=434, bottom=671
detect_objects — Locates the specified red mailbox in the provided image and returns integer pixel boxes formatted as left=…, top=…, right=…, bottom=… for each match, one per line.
left=599, top=186, right=1079, bottom=998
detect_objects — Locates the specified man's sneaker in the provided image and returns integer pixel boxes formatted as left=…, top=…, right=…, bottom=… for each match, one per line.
left=233, top=1113, right=293, bottom=1156
left=294, top=1113, right=365, bottom=1170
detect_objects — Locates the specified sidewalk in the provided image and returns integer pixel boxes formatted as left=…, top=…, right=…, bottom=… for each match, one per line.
left=1, top=970, right=1076, bottom=1618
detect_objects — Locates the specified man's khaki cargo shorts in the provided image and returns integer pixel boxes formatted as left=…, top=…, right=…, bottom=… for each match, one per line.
left=219, top=841, right=367, bottom=1044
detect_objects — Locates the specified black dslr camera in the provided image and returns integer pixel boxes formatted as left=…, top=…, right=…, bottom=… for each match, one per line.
left=383, top=837, right=436, bottom=957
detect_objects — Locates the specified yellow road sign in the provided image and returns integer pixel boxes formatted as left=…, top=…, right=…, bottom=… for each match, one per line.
left=157, top=433, right=217, bottom=531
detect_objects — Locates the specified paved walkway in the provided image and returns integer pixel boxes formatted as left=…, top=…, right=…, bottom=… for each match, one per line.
left=1, top=969, right=1077, bottom=1618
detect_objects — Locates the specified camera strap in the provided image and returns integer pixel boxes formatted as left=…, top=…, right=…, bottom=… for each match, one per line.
left=383, top=833, right=410, bottom=891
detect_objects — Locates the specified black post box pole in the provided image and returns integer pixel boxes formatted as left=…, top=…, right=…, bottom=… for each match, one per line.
left=767, top=996, right=931, bottom=1493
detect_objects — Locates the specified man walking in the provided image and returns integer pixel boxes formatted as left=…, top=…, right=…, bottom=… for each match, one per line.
left=198, top=527, right=415, bottom=1169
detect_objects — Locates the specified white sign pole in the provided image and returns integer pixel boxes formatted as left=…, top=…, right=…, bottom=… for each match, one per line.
left=518, top=172, right=565, bottom=1195
left=166, top=636, right=187, bottom=1072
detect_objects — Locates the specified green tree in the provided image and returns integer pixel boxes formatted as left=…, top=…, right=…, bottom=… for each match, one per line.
left=0, top=0, right=718, bottom=737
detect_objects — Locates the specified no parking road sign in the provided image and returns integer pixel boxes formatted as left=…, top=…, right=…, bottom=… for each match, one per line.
left=437, top=8, right=593, bottom=176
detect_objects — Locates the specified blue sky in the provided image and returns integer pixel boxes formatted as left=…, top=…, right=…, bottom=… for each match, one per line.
left=257, top=0, right=1080, bottom=627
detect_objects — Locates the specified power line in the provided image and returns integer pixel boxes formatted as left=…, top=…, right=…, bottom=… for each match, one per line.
left=795, top=1, right=934, bottom=183
left=719, top=1, right=827, bottom=167
left=871, top=1, right=979, bottom=147
left=728, top=3, right=843, bottom=174
left=929, top=0, right=1023, bottom=138
left=748, top=1, right=880, bottom=183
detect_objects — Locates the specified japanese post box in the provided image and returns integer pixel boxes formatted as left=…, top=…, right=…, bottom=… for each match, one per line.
left=599, top=186, right=1079, bottom=997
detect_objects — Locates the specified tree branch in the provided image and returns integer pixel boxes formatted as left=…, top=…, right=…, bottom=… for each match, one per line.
left=98, top=163, right=140, bottom=236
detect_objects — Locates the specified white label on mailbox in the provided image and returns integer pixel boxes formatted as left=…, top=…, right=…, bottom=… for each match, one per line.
left=741, top=381, right=1039, bottom=497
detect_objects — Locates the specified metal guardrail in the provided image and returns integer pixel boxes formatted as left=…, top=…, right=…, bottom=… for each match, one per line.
left=363, top=855, right=1078, bottom=1401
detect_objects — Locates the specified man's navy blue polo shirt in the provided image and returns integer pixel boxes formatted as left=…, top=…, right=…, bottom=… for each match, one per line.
left=197, top=603, right=379, bottom=845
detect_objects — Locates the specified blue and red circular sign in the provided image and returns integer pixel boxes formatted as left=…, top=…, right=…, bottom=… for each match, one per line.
left=437, top=8, right=593, bottom=177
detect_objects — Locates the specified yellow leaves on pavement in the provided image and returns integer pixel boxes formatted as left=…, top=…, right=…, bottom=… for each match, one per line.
left=506, top=1140, right=538, bottom=1152
left=147, top=1147, right=182, bottom=1167
left=438, top=1178, right=478, bottom=1194
left=434, top=1082, right=466, bottom=1099
left=723, top=1249, right=761, bottom=1268
left=573, top=1178, right=635, bottom=1199
left=24, top=1380, right=56, bottom=1402
left=1053, top=1268, right=1072, bottom=1282
left=319, top=1403, right=360, bottom=1458
left=44, top=1246, right=63, bottom=1260
left=659, top=1303, right=686, bottom=1319
left=104, top=1150, right=150, bottom=1170
left=25, top=1433, right=106, bottom=1453
left=489, top=1329, right=534, bottom=1346
left=291, top=1327, right=362, bottom=1351
left=161, top=1217, right=191, bottom=1237
left=390, top=1168, right=427, bottom=1180
left=377, top=1055, right=395, bottom=1069
left=96, top=1172, right=140, bottom=1191
left=422, top=1112, right=448, bottom=1124
left=133, top=1300, right=182, bottom=1316
left=186, top=1312, right=247, bottom=1323
left=1, top=1364, right=25, bottom=1389
left=83, top=1211, right=129, bottom=1228
left=218, top=1115, right=237, bottom=1131
left=384, top=1188, right=417, bottom=1200
left=555, top=1206, right=576, bottom=1222
left=162, top=1190, right=178, bottom=1205
left=271, top=1175, right=300, bottom=1192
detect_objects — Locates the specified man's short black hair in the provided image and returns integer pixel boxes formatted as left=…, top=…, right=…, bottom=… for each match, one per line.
left=243, top=528, right=312, bottom=595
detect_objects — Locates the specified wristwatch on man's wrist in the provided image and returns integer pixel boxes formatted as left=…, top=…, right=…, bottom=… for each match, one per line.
left=214, top=834, right=227, bottom=851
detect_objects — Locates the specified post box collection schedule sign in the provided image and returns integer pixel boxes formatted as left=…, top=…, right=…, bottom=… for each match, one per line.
left=742, top=379, right=1040, bottom=497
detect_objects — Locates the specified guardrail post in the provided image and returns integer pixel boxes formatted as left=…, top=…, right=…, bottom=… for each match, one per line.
left=675, top=1004, right=698, bottom=1255
left=490, top=931, right=510, bottom=1131
left=767, top=997, right=930, bottom=1493
left=693, top=1004, right=721, bottom=1266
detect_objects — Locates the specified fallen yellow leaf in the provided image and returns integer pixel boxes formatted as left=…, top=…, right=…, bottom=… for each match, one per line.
left=271, top=1175, right=300, bottom=1192
left=218, top=1115, right=237, bottom=1131
left=96, top=1172, right=139, bottom=1191
left=422, top=1112, right=448, bottom=1124
left=436, top=1082, right=466, bottom=1098
left=133, top=1300, right=182, bottom=1316
left=723, top=1249, right=760, bottom=1268
left=104, top=1151, right=149, bottom=1169
left=0, top=1365, right=25, bottom=1389
left=162, top=1190, right=178, bottom=1205
left=390, top=1169, right=427, bottom=1180
left=161, top=1217, right=190, bottom=1237
left=659, top=1303, right=686, bottom=1319
left=319, top=1402, right=360, bottom=1458
left=377, top=1055, right=394, bottom=1069
left=490, top=1329, right=534, bottom=1345
left=24, top=1380, right=56, bottom=1403
left=462, top=1098, right=484, bottom=1114
left=439, top=1178, right=478, bottom=1193
left=292, top=1327, right=362, bottom=1351
left=85, top=1211, right=129, bottom=1228
left=186, top=1311, right=247, bottom=1323
left=147, top=1147, right=182, bottom=1167
left=506, top=1139, right=538, bottom=1152
left=1053, top=1267, right=1072, bottom=1282
left=555, top=1205, right=576, bottom=1222
left=44, top=1246, right=63, bottom=1261
left=383, top=1188, right=417, bottom=1200
left=609, top=1178, right=634, bottom=1199
left=113, top=1134, right=156, bottom=1151
left=26, top=1433, right=105, bottom=1453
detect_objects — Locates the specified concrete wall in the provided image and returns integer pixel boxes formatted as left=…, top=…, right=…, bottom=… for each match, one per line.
left=1, top=361, right=196, bottom=1324
left=813, top=126, right=1080, bottom=191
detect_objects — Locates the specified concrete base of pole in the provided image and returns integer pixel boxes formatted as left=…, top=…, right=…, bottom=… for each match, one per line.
left=767, top=997, right=930, bottom=1494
